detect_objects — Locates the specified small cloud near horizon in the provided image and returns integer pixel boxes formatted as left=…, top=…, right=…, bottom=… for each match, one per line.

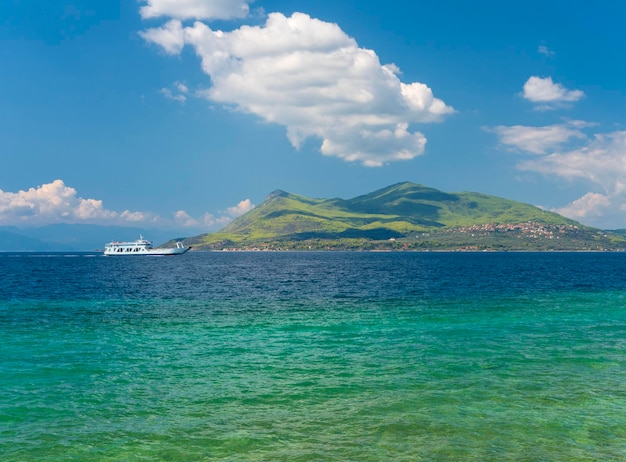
left=0, top=180, right=250, bottom=231
left=489, top=120, right=626, bottom=228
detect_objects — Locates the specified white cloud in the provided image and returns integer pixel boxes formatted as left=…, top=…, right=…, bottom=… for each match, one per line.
left=552, top=191, right=626, bottom=229
left=120, top=210, right=152, bottom=222
left=141, top=12, right=454, bottom=166
left=553, top=192, right=611, bottom=221
left=226, top=198, right=254, bottom=217
left=174, top=210, right=197, bottom=227
left=522, top=76, right=584, bottom=108
left=490, top=125, right=626, bottom=227
left=488, top=122, right=587, bottom=154
left=174, top=199, right=254, bottom=228
left=0, top=180, right=249, bottom=231
left=139, top=0, right=252, bottom=21
left=519, top=131, right=626, bottom=192
left=139, top=19, right=185, bottom=54
left=0, top=180, right=143, bottom=226
left=174, top=210, right=220, bottom=228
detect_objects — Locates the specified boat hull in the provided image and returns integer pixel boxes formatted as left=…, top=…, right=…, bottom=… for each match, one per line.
left=104, top=247, right=190, bottom=256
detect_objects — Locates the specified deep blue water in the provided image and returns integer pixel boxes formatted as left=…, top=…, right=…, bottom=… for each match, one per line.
left=1, top=252, right=626, bottom=460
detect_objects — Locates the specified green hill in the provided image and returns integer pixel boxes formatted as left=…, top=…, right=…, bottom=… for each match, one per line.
left=188, top=182, right=626, bottom=251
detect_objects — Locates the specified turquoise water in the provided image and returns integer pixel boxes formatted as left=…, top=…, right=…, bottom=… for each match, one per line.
left=1, top=252, right=626, bottom=460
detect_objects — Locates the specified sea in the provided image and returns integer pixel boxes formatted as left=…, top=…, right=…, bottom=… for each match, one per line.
left=1, top=251, right=626, bottom=461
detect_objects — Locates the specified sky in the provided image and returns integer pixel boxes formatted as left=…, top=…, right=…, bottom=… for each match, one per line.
left=2, top=0, right=626, bottom=233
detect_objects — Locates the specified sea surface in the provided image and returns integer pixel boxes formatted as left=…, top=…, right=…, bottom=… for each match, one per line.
left=1, top=251, right=626, bottom=461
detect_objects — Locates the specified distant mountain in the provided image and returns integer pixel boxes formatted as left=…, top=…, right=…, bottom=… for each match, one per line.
left=0, top=224, right=187, bottom=252
left=0, top=228, right=58, bottom=251
left=188, top=182, right=626, bottom=251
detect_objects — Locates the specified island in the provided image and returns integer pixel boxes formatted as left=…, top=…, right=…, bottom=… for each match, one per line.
left=184, top=182, right=626, bottom=252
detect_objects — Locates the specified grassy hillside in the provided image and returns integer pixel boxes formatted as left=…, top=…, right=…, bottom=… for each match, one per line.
left=187, top=182, right=626, bottom=251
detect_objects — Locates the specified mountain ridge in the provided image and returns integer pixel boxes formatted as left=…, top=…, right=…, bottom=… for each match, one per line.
left=188, top=182, right=626, bottom=251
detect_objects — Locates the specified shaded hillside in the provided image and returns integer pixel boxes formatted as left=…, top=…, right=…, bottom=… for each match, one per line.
left=188, top=182, right=626, bottom=251
left=0, top=228, right=58, bottom=251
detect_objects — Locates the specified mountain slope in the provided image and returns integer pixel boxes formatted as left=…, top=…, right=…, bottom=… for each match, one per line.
left=189, top=182, right=623, bottom=251
left=0, top=228, right=58, bottom=251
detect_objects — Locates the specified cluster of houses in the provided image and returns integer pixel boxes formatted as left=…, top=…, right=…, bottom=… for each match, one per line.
left=451, top=221, right=582, bottom=239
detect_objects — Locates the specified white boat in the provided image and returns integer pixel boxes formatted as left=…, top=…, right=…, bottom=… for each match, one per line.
left=104, top=236, right=191, bottom=256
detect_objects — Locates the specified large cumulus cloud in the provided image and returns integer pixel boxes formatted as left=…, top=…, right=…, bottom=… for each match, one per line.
left=0, top=180, right=121, bottom=225
left=141, top=12, right=453, bottom=166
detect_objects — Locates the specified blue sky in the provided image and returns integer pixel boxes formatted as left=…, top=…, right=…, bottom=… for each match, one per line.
left=2, top=0, right=626, bottom=232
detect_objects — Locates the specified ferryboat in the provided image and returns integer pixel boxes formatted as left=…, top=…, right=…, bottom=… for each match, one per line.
left=104, top=236, right=190, bottom=256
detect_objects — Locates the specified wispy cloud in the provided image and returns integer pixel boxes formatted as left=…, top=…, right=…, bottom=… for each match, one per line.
left=175, top=198, right=255, bottom=229
left=490, top=122, right=626, bottom=228
left=537, top=44, right=555, bottom=57
left=486, top=121, right=588, bottom=154
left=160, top=81, right=189, bottom=103
left=522, top=76, right=584, bottom=110
left=0, top=180, right=251, bottom=230
left=160, top=87, right=186, bottom=103
left=518, top=131, right=626, bottom=192
left=140, top=12, right=453, bottom=167
left=139, top=0, right=252, bottom=21
left=174, top=210, right=226, bottom=228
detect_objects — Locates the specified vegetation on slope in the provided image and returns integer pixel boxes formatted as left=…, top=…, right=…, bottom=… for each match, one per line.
left=187, top=182, right=626, bottom=251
